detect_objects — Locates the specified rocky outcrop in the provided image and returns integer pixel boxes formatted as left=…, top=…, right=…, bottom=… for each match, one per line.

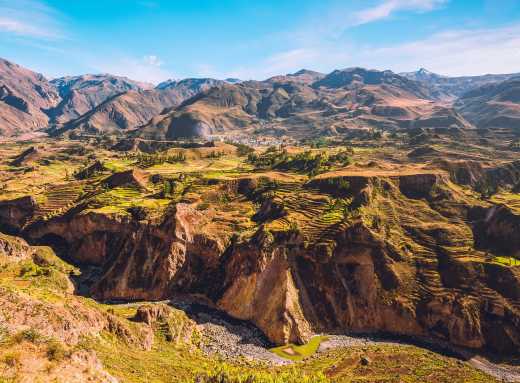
left=0, top=232, right=33, bottom=260
left=0, top=196, right=36, bottom=233
left=18, top=170, right=520, bottom=355
left=25, top=204, right=230, bottom=300
left=103, top=169, right=149, bottom=190
left=9, top=146, right=40, bottom=166
left=474, top=205, right=520, bottom=256
left=133, top=303, right=199, bottom=344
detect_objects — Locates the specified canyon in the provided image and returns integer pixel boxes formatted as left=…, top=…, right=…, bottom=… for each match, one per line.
left=1, top=56, right=520, bottom=382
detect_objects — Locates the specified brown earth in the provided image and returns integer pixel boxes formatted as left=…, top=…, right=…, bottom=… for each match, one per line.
left=5, top=160, right=518, bottom=356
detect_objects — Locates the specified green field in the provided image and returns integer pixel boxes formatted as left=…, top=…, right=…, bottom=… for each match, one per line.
left=270, top=336, right=328, bottom=361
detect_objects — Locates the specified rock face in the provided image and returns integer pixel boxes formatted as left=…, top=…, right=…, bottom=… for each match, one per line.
left=455, top=77, right=520, bottom=129
left=0, top=196, right=36, bottom=233
left=25, top=204, right=229, bottom=300
left=0, top=232, right=32, bottom=260
left=18, top=164, right=520, bottom=355
left=103, top=169, right=149, bottom=190
left=133, top=303, right=199, bottom=344
left=49, top=74, right=154, bottom=124
left=51, top=89, right=184, bottom=136
left=401, top=68, right=520, bottom=99
left=0, top=58, right=60, bottom=136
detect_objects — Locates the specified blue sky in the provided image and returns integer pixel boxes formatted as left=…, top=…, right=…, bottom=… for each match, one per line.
left=1, top=0, right=520, bottom=83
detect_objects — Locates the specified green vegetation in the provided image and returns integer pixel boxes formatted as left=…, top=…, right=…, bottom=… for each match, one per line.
left=270, top=336, right=328, bottom=361
left=228, top=142, right=255, bottom=157
left=248, top=148, right=352, bottom=176
left=493, top=256, right=520, bottom=267
left=1, top=136, right=518, bottom=383
left=195, top=367, right=328, bottom=383
left=131, top=152, right=186, bottom=168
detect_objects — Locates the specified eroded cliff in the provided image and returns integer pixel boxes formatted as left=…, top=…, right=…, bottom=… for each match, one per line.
left=5, top=162, right=518, bottom=355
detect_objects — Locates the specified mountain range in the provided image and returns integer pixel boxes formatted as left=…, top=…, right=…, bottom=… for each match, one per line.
left=1, top=57, right=519, bottom=139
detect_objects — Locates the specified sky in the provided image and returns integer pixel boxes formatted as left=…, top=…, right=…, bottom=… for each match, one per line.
left=1, top=0, right=520, bottom=84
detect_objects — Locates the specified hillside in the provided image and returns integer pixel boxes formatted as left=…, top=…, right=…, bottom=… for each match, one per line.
left=48, top=74, right=154, bottom=124
left=455, top=77, right=520, bottom=129
left=50, top=89, right=185, bottom=136
left=401, top=68, right=520, bottom=99
left=135, top=68, right=471, bottom=140
left=0, top=58, right=60, bottom=136
left=0, top=131, right=519, bottom=382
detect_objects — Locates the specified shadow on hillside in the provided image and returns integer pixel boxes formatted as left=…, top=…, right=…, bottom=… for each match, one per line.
left=25, top=232, right=103, bottom=297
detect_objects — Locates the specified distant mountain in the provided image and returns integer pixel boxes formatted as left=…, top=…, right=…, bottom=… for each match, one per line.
left=156, top=78, right=224, bottom=92
left=400, top=68, right=445, bottom=82
left=225, top=78, right=242, bottom=84
left=135, top=83, right=260, bottom=140
left=1, top=56, right=518, bottom=139
left=313, top=67, right=432, bottom=99
left=50, top=89, right=182, bottom=136
left=401, top=68, right=520, bottom=99
left=266, top=69, right=325, bottom=85
left=134, top=67, right=471, bottom=140
left=0, top=58, right=60, bottom=136
left=51, top=78, right=227, bottom=136
left=455, top=76, right=520, bottom=129
left=48, top=74, right=153, bottom=124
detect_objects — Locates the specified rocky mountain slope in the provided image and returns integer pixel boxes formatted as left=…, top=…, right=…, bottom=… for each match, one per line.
left=48, top=74, right=154, bottom=124
left=2, top=57, right=520, bottom=140
left=135, top=68, right=471, bottom=140
left=52, top=78, right=231, bottom=136
left=455, top=77, right=520, bottom=129
left=50, top=89, right=183, bottom=136
left=0, top=58, right=60, bottom=136
left=401, top=68, right=520, bottom=99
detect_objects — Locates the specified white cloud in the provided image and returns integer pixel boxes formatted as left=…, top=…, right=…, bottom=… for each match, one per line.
left=0, top=0, right=65, bottom=39
left=143, top=55, right=163, bottom=67
left=89, top=56, right=175, bottom=84
left=223, top=23, right=520, bottom=80
left=362, top=24, right=520, bottom=76
left=353, top=0, right=447, bottom=26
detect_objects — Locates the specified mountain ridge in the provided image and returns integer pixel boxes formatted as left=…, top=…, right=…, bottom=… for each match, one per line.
left=1, top=57, right=520, bottom=139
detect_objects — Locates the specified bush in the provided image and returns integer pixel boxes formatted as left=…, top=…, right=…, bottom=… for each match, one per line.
left=2, top=352, right=20, bottom=367
left=46, top=340, right=67, bottom=361
left=132, top=152, right=186, bottom=168
left=230, top=143, right=255, bottom=157
left=194, top=367, right=329, bottom=383
left=13, top=329, right=42, bottom=344
left=248, top=148, right=351, bottom=175
left=475, top=179, right=498, bottom=198
left=19, top=262, right=49, bottom=278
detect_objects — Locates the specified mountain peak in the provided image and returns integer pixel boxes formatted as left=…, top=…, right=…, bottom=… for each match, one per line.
left=417, top=68, right=433, bottom=75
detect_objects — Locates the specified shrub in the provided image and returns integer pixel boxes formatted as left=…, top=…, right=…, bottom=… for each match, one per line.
left=194, top=367, right=329, bottom=383
left=13, top=329, right=42, bottom=344
left=46, top=340, right=67, bottom=361
left=2, top=352, right=20, bottom=368
left=232, top=143, right=255, bottom=157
